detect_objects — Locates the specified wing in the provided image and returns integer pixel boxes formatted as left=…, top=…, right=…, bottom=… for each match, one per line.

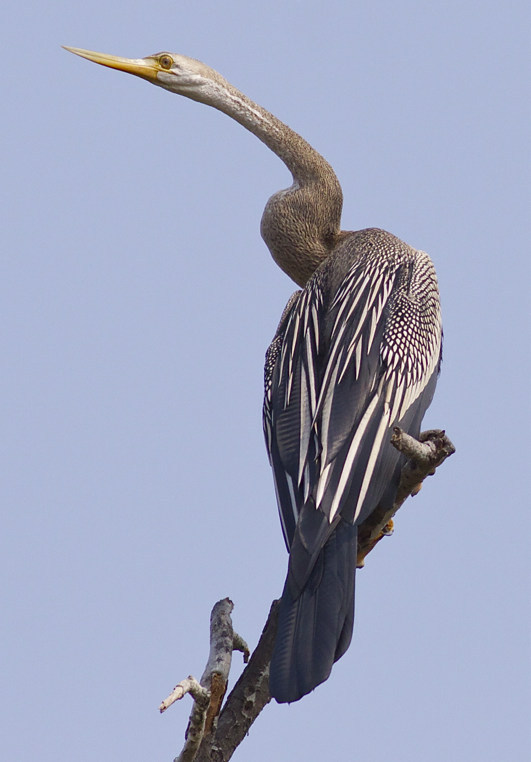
left=264, top=246, right=442, bottom=590
left=263, top=290, right=303, bottom=548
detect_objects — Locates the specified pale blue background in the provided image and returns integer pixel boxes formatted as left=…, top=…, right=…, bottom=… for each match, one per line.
left=2, top=1, right=529, bottom=760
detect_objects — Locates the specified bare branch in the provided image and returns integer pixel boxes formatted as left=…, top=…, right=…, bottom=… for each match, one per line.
left=392, top=427, right=455, bottom=506
left=232, top=632, right=250, bottom=663
left=202, top=602, right=279, bottom=762
left=159, top=677, right=209, bottom=714
left=176, top=684, right=211, bottom=762
left=199, top=597, right=236, bottom=735
left=161, top=598, right=250, bottom=762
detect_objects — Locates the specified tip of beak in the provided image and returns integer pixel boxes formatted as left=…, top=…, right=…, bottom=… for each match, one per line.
left=62, top=46, right=159, bottom=81
left=62, top=46, right=94, bottom=60
left=62, top=45, right=83, bottom=54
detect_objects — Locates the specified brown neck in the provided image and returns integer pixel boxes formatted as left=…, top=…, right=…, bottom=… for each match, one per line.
left=206, top=77, right=344, bottom=286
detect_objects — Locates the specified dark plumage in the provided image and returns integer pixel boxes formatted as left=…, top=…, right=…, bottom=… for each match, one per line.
left=264, top=228, right=442, bottom=702
left=64, top=46, right=443, bottom=706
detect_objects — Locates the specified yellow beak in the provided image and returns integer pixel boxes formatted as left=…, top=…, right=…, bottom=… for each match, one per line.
left=63, top=46, right=159, bottom=82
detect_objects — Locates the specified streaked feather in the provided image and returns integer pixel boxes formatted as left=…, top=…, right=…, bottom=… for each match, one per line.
left=264, top=228, right=442, bottom=702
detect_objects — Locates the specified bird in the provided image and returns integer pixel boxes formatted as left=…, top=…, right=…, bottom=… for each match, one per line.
left=64, top=47, right=443, bottom=703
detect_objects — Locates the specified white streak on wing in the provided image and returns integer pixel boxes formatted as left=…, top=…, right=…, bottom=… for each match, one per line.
left=273, top=476, right=291, bottom=548
left=338, top=328, right=364, bottom=383
left=352, top=383, right=392, bottom=521
left=298, top=314, right=319, bottom=484
left=303, top=461, right=311, bottom=503
left=390, top=377, right=405, bottom=422
left=321, top=272, right=379, bottom=400
left=376, top=283, right=387, bottom=315
left=278, top=345, right=288, bottom=404
left=337, top=297, right=375, bottom=382
left=305, top=329, right=317, bottom=414
left=354, top=340, right=363, bottom=380
left=310, top=303, right=320, bottom=354
left=264, top=418, right=273, bottom=463
left=331, top=268, right=365, bottom=310
left=285, top=472, right=298, bottom=529
left=342, top=281, right=373, bottom=334
left=367, top=306, right=380, bottom=355
left=328, top=392, right=380, bottom=523
left=316, top=320, right=349, bottom=406
left=367, top=273, right=395, bottom=352
left=284, top=309, right=301, bottom=405
left=302, top=299, right=310, bottom=333
left=338, top=275, right=393, bottom=384
left=318, top=359, right=341, bottom=467
left=287, top=309, right=301, bottom=362
left=381, top=274, right=395, bottom=310
left=277, top=318, right=290, bottom=383
left=366, top=273, right=384, bottom=314
left=315, top=460, right=333, bottom=509
left=338, top=345, right=355, bottom=385
left=298, top=363, right=311, bottom=485
left=390, top=352, right=400, bottom=371
left=285, top=370, right=293, bottom=407
left=331, top=273, right=371, bottom=335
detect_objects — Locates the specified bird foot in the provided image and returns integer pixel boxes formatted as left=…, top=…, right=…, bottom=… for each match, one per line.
left=356, top=520, right=394, bottom=567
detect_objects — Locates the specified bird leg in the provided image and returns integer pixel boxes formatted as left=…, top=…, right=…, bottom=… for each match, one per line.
left=356, top=519, right=395, bottom=567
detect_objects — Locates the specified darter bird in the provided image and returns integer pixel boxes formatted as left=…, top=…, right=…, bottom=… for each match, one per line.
left=64, top=47, right=443, bottom=703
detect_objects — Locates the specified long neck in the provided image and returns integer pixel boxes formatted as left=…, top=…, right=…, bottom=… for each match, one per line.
left=203, top=77, right=344, bottom=286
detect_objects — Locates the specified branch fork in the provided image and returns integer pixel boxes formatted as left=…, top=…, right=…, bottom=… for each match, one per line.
left=159, top=598, right=250, bottom=762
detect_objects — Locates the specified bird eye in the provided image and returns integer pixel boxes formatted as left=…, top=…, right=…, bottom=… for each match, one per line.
left=159, top=55, right=173, bottom=70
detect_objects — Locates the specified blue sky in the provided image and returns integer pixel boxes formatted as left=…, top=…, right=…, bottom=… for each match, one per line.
left=3, top=1, right=529, bottom=760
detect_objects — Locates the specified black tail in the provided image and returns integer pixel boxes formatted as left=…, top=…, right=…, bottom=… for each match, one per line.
left=269, top=522, right=358, bottom=703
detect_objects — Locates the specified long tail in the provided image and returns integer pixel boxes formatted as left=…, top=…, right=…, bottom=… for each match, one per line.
left=269, top=522, right=358, bottom=703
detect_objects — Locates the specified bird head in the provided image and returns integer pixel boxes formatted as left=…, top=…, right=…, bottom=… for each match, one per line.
left=63, top=47, right=225, bottom=105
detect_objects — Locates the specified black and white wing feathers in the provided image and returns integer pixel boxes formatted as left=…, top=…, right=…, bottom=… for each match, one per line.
left=265, top=231, right=442, bottom=590
left=265, top=230, right=442, bottom=703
